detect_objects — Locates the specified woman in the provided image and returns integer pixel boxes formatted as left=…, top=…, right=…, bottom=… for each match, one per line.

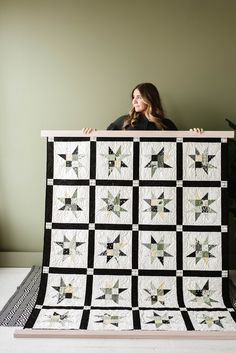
left=83, top=82, right=203, bottom=133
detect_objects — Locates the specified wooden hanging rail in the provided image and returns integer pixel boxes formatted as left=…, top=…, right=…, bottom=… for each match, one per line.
left=40, top=130, right=234, bottom=138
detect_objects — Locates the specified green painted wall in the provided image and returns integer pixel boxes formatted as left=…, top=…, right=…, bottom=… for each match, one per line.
left=0, top=0, right=236, bottom=256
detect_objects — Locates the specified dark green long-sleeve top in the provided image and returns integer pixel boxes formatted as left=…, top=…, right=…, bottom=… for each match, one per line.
left=107, top=114, right=178, bottom=131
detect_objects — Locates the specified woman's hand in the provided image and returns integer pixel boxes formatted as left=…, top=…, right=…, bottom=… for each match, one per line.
left=82, top=128, right=96, bottom=134
left=189, top=128, right=204, bottom=134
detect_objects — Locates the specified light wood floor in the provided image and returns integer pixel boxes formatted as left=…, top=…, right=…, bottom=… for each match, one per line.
left=0, top=268, right=236, bottom=353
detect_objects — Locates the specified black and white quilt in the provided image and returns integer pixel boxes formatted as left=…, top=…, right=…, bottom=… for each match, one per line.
left=25, top=135, right=236, bottom=331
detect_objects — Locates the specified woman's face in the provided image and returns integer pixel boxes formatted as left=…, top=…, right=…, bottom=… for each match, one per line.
left=132, top=88, right=148, bottom=113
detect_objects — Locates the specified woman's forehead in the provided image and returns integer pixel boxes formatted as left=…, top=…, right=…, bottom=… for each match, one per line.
left=133, top=88, right=141, bottom=96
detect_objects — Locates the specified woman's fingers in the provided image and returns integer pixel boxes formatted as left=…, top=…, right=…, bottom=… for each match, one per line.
left=82, top=128, right=91, bottom=134
left=82, top=128, right=96, bottom=134
left=189, top=128, right=204, bottom=134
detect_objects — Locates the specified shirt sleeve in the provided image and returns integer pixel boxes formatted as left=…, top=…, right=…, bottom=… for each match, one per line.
left=164, top=118, right=178, bottom=130
left=106, top=115, right=126, bottom=130
left=106, top=122, right=119, bottom=130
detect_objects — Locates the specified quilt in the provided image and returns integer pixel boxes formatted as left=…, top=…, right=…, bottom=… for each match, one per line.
left=25, top=134, right=236, bottom=332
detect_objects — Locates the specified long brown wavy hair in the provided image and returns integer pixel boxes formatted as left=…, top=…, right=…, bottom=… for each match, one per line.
left=123, top=82, right=169, bottom=130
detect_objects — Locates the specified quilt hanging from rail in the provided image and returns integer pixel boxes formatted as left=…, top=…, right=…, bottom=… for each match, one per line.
left=25, top=135, right=236, bottom=331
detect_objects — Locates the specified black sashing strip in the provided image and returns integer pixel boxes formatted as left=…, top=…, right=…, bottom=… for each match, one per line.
left=96, top=180, right=133, bottom=186
left=49, top=268, right=87, bottom=275
left=80, top=309, right=90, bottom=329
left=42, top=229, right=51, bottom=267
left=177, top=141, right=183, bottom=180
left=138, top=270, right=176, bottom=276
left=88, top=230, right=95, bottom=268
left=43, top=305, right=84, bottom=310
left=183, top=270, right=222, bottom=277
left=181, top=311, right=194, bottom=330
left=176, top=277, right=185, bottom=308
left=53, top=179, right=89, bottom=186
left=138, top=225, right=176, bottom=231
left=133, top=140, right=139, bottom=180
left=132, top=187, right=139, bottom=224
left=139, top=180, right=176, bottom=187
left=138, top=307, right=180, bottom=311
left=186, top=308, right=229, bottom=312
left=90, top=140, right=96, bottom=179
left=45, top=185, right=53, bottom=223
left=140, top=137, right=176, bottom=142
left=24, top=308, right=41, bottom=328
left=42, top=305, right=84, bottom=310
left=94, top=269, right=131, bottom=276
left=95, top=224, right=132, bottom=231
left=222, top=232, right=228, bottom=271
left=177, top=187, right=183, bottom=225
left=54, top=137, right=89, bottom=142
left=97, top=137, right=133, bottom=142
left=132, top=231, right=138, bottom=269
left=133, top=310, right=141, bottom=330
left=183, top=181, right=221, bottom=187
left=182, top=225, right=221, bottom=232
left=131, top=276, right=138, bottom=307
left=176, top=232, right=183, bottom=270
left=221, top=141, right=228, bottom=180
left=35, top=273, right=48, bottom=305
left=183, top=138, right=221, bottom=143
left=47, top=139, right=54, bottom=179
left=52, top=223, right=89, bottom=229
left=90, top=306, right=132, bottom=310
left=84, top=275, right=93, bottom=307
left=89, top=186, right=95, bottom=223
